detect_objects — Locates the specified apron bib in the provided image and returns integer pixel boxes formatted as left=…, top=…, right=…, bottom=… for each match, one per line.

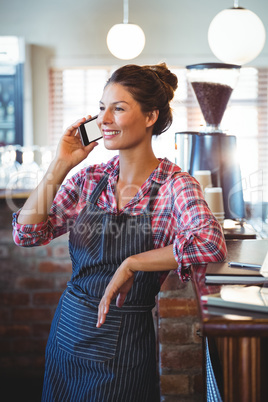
left=42, top=173, right=161, bottom=401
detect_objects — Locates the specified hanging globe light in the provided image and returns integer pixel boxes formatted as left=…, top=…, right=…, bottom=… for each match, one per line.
left=208, top=1, right=266, bottom=65
left=106, top=0, right=145, bottom=60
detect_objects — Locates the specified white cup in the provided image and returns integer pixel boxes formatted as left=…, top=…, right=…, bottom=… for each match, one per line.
left=194, top=170, right=212, bottom=192
left=204, top=187, right=225, bottom=215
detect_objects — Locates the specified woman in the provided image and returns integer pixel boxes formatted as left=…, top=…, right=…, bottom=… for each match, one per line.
left=13, top=63, right=227, bottom=401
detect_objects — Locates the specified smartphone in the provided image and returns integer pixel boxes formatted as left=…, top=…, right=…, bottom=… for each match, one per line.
left=78, top=115, right=103, bottom=146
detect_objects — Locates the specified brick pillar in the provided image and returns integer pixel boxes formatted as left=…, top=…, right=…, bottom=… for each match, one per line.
left=158, top=269, right=203, bottom=401
left=0, top=198, right=71, bottom=399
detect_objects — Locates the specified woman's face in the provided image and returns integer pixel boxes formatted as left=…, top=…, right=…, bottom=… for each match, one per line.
left=97, top=83, right=154, bottom=151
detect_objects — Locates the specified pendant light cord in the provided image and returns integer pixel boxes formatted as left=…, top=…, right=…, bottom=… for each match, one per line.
left=233, top=0, right=239, bottom=8
left=123, top=0, right=129, bottom=24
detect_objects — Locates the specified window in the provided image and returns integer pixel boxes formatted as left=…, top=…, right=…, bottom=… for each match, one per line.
left=49, top=67, right=118, bottom=168
left=49, top=66, right=268, bottom=229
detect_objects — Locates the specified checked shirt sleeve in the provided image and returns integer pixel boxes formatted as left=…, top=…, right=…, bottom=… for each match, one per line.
left=171, top=174, right=227, bottom=282
left=12, top=171, right=85, bottom=247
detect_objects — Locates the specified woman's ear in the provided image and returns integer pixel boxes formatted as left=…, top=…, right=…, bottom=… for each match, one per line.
left=146, top=110, right=159, bottom=128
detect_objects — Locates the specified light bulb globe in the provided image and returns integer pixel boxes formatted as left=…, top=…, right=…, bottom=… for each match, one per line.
left=107, top=23, right=145, bottom=60
left=208, top=8, right=266, bottom=65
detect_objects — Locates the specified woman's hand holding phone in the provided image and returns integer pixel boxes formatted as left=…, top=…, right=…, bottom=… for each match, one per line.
left=17, top=116, right=99, bottom=226
left=55, top=116, right=99, bottom=172
left=78, top=115, right=103, bottom=146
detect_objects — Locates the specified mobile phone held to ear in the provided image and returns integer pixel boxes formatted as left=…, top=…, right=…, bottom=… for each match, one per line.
left=78, top=115, right=103, bottom=146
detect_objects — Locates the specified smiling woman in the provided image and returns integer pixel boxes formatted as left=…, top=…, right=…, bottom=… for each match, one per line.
left=13, top=62, right=227, bottom=401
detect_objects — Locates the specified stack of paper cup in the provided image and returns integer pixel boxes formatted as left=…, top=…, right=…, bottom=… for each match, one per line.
left=193, top=170, right=212, bottom=192
left=204, top=187, right=225, bottom=226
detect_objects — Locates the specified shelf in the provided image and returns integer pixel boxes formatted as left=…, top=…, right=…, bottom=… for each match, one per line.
left=0, top=189, right=31, bottom=199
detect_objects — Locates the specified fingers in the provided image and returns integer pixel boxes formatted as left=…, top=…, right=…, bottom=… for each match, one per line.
left=96, top=292, right=113, bottom=328
left=64, top=119, right=85, bottom=136
left=96, top=290, right=127, bottom=328
left=96, top=278, right=122, bottom=327
left=96, top=263, right=135, bottom=328
left=85, top=141, right=99, bottom=152
left=64, top=116, right=93, bottom=137
left=116, top=292, right=127, bottom=308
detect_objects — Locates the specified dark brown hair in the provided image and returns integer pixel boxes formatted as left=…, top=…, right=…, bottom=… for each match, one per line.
left=106, top=63, right=178, bottom=135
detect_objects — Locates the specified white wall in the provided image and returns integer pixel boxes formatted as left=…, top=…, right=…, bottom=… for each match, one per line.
left=0, top=0, right=267, bottom=145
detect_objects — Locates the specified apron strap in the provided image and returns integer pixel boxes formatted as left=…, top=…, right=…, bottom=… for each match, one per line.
left=89, top=172, right=161, bottom=213
left=88, top=173, right=109, bottom=204
left=147, top=180, right=162, bottom=213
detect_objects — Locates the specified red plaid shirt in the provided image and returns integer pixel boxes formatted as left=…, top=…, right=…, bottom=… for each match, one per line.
left=13, top=156, right=227, bottom=282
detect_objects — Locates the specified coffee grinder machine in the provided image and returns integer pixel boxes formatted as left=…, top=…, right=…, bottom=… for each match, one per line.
left=175, top=63, right=245, bottom=220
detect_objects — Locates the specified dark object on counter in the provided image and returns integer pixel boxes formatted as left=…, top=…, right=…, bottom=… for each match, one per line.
left=175, top=131, right=245, bottom=220
left=205, top=239, right=268, bottom=284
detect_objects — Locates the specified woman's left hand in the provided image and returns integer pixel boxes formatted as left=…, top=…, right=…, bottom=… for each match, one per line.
left=97, top=259, right=135, bottom=328
left=96, top=245, right=178, bottom=327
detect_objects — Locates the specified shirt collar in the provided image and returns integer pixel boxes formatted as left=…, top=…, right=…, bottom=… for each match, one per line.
left=151, top=157, right=182, bottom=184
left=104, top=155, right=182, bottom=184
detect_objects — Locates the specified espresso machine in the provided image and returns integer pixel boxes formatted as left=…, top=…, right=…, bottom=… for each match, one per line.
left=175, top=63, right=245, bottom=220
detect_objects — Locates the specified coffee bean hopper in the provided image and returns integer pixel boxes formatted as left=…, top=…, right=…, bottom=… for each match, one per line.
left=175, top=62, right=245, bottom=220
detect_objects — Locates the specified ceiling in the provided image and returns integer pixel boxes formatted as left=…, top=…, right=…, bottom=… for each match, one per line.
left=0, top=0, right=267, bottom=66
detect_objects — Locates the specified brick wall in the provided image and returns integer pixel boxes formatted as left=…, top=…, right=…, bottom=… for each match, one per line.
left=0, top=198, right=203, bottom=401
left=158, top=271, right=203, bottom=401
left=0, top=198, right=71, bottom=400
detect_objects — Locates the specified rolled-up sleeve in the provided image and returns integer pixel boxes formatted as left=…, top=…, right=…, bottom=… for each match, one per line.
left=12, top=172, right=84, bottom=247
left=171, top=176, right=227, bottom=281
left=12, top=212, right=54, bottom=246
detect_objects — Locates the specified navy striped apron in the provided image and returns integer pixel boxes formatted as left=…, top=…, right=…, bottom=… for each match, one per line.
left=42, top=173, right=161, bottom=402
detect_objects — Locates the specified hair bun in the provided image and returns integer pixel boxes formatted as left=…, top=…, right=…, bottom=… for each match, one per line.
left=148, top=63, right=178, bottom=101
